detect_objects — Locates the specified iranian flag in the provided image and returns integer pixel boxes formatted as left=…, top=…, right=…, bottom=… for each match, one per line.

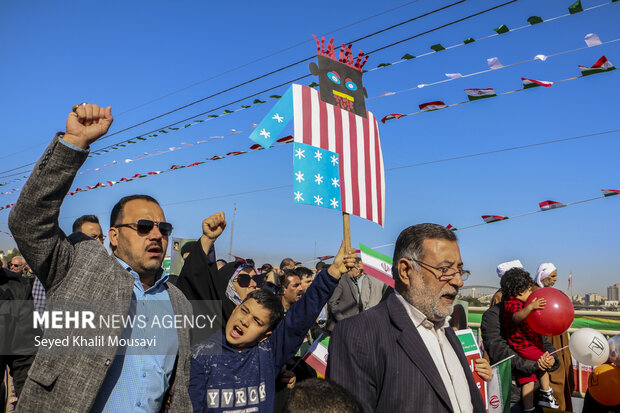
left=380, top=113, right=404, bottom=123
left=302, top=335, right=330, bottom=376
left=446, top=224, right=457, bottom=231
left=360, top=243, right=394, bottom=287
left=488, top=357, right=512, bottom=413
left=419, top=101, right=447, bottom=112
left=539, top=200, right=566, bottom=211
left=521, top=78, right=553, bottom=89
left=602, top=189, right=620, bottom=197
left=482, top=215, right=508, bottom=223
left=464, top=88, right=496, bottom=101
left=579, top=56, right=615, bottom=76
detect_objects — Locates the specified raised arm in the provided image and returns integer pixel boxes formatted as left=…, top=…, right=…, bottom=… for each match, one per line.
left=271, top=242, right=356, bottom=371
left=8, top=104, right=113, bottom=289
left=176, top=212, right=227, bottom=302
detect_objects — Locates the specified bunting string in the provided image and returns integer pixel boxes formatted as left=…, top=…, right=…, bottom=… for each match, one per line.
left=380, top=67, right=618, bottom=122
left=364, top=0, right=616, bottom=72
left=369, top=37, right=620, bottom=100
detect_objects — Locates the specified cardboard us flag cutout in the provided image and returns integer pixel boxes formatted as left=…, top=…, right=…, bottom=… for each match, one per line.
left=248, top=36, right=386, bottom=226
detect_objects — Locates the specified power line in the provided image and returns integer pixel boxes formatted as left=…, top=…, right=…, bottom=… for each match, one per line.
left=96, top=0, right=467, bottom=142
left=0, top=0, right=518, bottom=177
left=115, top=0, right=426, bottom=117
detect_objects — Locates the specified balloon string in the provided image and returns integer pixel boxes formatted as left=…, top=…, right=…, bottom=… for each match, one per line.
left=549, top=345, right=569, bottom=355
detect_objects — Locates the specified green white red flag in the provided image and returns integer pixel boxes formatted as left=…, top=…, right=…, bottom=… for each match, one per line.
left=302, top=335, right=330, bottom=376
left=380, top=114, right=404, bottom=123
left=465, top=88, right=496, bottom=101
left=360, top=243, right=394, bottom=287
left=446, top=224, right=457, bottom=231
left=602, top=189, right=620, bottom=197
left=579, top=56, right=615, bottom=76
left=482, top=215, right=508, bottom=223
left=419, top=101, right=447, bottom=112
left=521, top=78, right=553, bottom=89
left=539, top=200, right=566, bottom=211
left=488, top=356, right=512, bottom=412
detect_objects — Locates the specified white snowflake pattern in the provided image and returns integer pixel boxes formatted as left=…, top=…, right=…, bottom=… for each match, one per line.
left=331, top=178, right=340, bottom=188
left=314, top=174, right=324, bottom=185
left=295, top=148, right=305, bottom=159
left=295, top=171, right=304, bottom=182
left=330, top=198, right=339, bottom=209
left=330, top=155, right=339, bottom=166
left=272, top=113, right=284, bottom=123
left=259, top=128, right=271, bottom=139
left=314, top=150, right=323, bottom=161
left=314, top=195, right=323, bottom=206
left=294, top=191, right=304, bottom=202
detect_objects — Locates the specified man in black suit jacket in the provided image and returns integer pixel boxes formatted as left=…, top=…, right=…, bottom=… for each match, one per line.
left=327, top=223, right=491, bottom=413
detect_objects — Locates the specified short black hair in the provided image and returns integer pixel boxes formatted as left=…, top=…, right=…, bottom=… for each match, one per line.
left=246, top=258, right=255, bottom=267
left=500, top=268, right=534, bottom=298
left=279, top=269, right=300, bottom=288
left=72, top=215, right=100, bottom=233
left=260, top=263, right=273, bottom=274
left=392, top=223, right=457, bottom=290
left=280, top=257, right=295, bottom=269
left=315, top=261, right=326, bottom=272
left=286, top=378, right=364, bottom=413
left=110, top=194, right=160, bottom=227
left=242, top=289, right=284, bottom=331
left=295, top=267, right=313, bottom=279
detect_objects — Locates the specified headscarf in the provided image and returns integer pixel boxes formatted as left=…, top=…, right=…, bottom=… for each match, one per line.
left=535, top=263, right=557, bottom=287
left=496, top=259, right=523, bottom=278
left=225, top=263, right=253, bottom=305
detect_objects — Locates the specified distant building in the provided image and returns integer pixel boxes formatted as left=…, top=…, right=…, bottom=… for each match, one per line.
left=604, top=300, right=619, bottom=307
left=585, top=293, right=606, bottom=305
left=572, top=295, right=584, bottom=304
left=608, top=284, right=620, bottom=301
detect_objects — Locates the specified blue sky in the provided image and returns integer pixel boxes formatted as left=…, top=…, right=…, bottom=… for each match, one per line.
left=1, top=0, right=618, bottom=295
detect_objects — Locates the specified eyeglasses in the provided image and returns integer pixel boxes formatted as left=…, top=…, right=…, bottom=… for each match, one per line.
left=115, top=219, right=173, bottom=236
left=89, top=234, right=106, bottom=241
left=236, top=273, right=266, bottom=288
left=8, top=263, right=21, bottom=268
left=408, top=257, right=470, bottom=281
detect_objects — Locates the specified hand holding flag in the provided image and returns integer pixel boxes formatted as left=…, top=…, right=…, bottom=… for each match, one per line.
left=327, top=241, right=357, bottom=280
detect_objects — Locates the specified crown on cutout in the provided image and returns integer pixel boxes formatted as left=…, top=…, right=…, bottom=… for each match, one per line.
left=313, top=35, right=368, bottom=72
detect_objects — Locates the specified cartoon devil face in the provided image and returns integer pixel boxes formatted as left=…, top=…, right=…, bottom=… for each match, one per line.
left=309, top=54, right=368, bottom=118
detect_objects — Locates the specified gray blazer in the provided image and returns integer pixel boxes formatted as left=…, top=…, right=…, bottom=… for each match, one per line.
left=326, top=274, right=387, bottom=332
left=327, top=293, right=486, bottom=413
left=8, top=135, right=193, bottom=412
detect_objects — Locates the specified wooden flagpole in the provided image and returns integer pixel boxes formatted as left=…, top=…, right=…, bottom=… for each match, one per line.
left=342, top=212, right=351, bottom=252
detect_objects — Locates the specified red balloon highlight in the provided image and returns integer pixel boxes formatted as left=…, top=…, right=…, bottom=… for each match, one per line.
left=525, top=287, right=574, bottom=336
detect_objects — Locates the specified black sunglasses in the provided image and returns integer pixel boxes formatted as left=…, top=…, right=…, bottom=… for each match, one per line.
left=115, top=219, right=173, bottom=236
left=236, top=273, right=265, bottom=288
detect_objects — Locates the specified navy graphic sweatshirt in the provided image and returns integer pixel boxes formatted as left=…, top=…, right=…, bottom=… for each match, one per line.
left=189, top=268, right=339, bottom=412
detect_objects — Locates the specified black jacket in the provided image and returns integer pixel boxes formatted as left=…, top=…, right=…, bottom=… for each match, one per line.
left=1, top=268, right=38, bottom=410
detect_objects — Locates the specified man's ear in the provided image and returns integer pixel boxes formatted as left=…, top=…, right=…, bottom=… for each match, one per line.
left=309, top=62, right=319, bottom=76
left=397, top=258, right=412, bottom=288
left=258, top=330, right=272, bottom=343
left=108, top=227, right=119, bottom=249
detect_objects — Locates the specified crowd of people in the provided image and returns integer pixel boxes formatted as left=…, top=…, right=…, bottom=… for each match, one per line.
left=0, top=102, right=615, bottom=413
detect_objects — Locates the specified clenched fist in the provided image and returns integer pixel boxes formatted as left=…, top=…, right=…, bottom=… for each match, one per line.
left=200, top=212, right=226, bottom=254
left=64, top=104, right=113, bottom=149
left=327, top=241, right=358, bottom=280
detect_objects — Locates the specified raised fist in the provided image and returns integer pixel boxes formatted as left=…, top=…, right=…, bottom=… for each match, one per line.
left=64, top=104, right=113, bottom=149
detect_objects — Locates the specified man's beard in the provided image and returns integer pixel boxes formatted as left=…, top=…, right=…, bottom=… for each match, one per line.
left=403, top=286, right=459, bottom=323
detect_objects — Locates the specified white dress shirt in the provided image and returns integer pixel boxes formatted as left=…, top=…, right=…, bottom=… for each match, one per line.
left=394, top=292, right=473, bottom=413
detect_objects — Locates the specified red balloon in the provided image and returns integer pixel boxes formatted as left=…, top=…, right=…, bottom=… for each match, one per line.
left=525, top=287, right=574, bottom=336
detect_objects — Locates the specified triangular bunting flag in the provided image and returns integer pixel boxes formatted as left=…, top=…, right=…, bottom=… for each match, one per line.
left=482, top=215, right=509, bottom=223
left=527, top=16, right=543, bottom=25
left=430, top=44, right=445, bottom=52
left=539, top=200, right=566, bottom=211
left=584, top=33, right=602, bottom=47
left=569, top=0, right=583, bottom=14
left=380, top=114, right=404, bottom=123
left=465, top=88, right=496, bottom=101
left=494, top=24, right=509, bottom=34
left=521, top=78, right=553, bottom=89
left=579, top=56, right=615, bottom=76
left=602, top=189, right=620, bottom=197
left=419, top=101, right=447, bottom=112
